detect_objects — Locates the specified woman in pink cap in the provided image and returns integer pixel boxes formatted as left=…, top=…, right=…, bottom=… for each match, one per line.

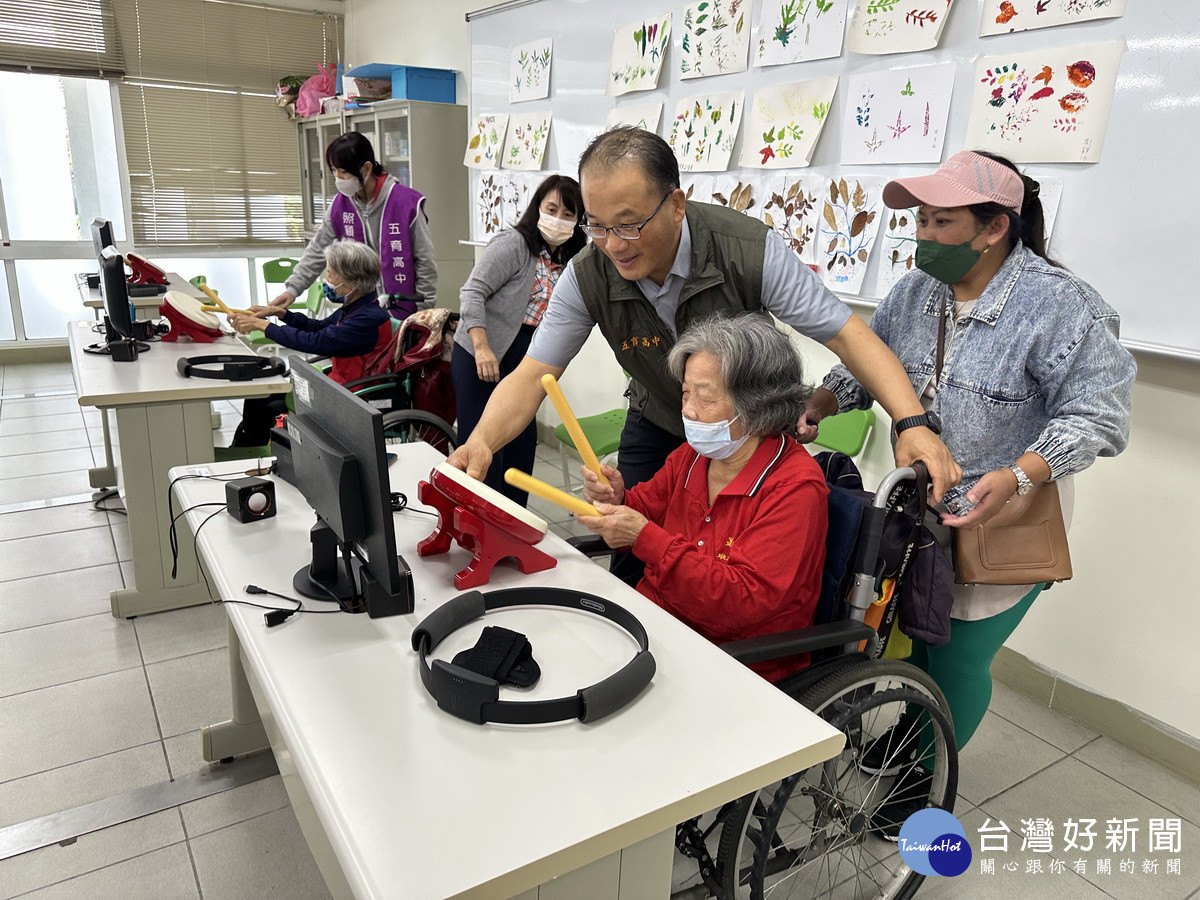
left=810, top=150, right=1136, bottom=836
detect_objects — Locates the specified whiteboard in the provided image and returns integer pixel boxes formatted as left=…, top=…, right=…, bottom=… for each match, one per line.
left=468, top=0, right=1200, bottom=360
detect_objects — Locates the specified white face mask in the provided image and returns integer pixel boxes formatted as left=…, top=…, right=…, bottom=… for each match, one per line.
left=537, top=211, right=576, bottom=247
left=334, top=175, right=362, bottom=198
left=682, top=414, right=749, bottom=460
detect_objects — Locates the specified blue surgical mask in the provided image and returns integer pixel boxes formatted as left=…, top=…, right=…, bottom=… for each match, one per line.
left=322, top=279, right=346, bottom=305
left=682, top=415, right=748, bottom=460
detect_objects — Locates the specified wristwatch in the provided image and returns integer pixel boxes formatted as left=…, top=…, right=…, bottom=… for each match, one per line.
left=894, top=411, right=942, bottom=435
left=1009, top=464, right=1034, bottom=496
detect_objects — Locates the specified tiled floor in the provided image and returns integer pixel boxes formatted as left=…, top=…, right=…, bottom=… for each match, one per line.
left=0, top=359, right=1197, bottom=899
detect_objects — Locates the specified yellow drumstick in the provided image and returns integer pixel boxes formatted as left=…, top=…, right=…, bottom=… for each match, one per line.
left=540, top=373, right=609, bottom=485
left=196, top=284, right=254, bottom=317
left=504, top=469, right=601, bottom=517
left=201, top=303, right=255, bottom=316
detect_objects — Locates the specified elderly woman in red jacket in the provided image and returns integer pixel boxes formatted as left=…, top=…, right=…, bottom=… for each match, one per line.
left=576, top=313, right=828, bottom=682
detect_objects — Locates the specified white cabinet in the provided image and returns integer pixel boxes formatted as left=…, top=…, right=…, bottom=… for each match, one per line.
left=297, top=100, right=471, bottom=309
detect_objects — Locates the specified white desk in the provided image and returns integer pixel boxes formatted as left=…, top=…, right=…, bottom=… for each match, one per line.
left=175, top=443, right=845, bottom=899
left=77, top=270, right=199, bottom=315
left=68, top=320, right=291, bottom=618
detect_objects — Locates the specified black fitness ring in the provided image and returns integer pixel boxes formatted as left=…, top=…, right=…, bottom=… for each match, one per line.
left=412, top=587, right=656, bottom=725
left=177, top=354, right=288, bottom=381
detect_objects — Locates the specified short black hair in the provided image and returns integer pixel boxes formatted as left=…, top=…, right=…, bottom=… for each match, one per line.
left=578, top=126, right=680, bottom=198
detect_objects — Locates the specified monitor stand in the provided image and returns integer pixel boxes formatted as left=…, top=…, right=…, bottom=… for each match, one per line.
left=82, top=316, right=151, bottom=359
left=293, top=518, right=367, bottom=613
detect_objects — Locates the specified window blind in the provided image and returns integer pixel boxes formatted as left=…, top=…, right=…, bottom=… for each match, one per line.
left=116, top=0, right=342, bottom=246
left=0, top=0, right=125, bottom=78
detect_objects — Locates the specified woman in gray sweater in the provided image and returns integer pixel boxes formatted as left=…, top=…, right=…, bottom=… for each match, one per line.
left=451, top=175, right=585, bottom=505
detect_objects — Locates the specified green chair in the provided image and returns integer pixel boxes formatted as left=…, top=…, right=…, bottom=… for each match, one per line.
left=555, top=408, right=627, bottom=492
left=811, top=407, right=876, bottom=460
left=247, top=258, right=323, bottom=345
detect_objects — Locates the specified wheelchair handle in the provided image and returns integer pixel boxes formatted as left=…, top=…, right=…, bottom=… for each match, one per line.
left=845, top=464, right=919, bottom=620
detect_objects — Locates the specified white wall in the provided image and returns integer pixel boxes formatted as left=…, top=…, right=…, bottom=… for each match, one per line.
left=348, top=0, right=1200, bottom=743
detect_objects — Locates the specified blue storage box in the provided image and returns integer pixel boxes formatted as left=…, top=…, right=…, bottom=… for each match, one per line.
left=392, top=66, right=456, bottom=104
left=344, top=63, right=457, bottom=105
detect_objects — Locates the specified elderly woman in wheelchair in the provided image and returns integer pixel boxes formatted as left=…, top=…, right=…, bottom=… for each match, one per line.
left=578, top=313, right=958, bottom=899
left=575, top=313, right=828, bottom=684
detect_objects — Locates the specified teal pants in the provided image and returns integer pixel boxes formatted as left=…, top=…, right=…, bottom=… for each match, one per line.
left=911, top=584, right=1043, bottom=754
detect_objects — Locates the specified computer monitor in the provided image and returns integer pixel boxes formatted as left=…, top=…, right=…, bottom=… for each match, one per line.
left=286, top=363, right=413, bottom=618
left=91, top=217, right=115, bottom=256
left=81, top=245, right=149, bottom=361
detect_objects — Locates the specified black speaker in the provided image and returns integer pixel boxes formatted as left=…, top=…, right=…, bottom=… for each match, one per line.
left=225, top=477, right=276, bottom=523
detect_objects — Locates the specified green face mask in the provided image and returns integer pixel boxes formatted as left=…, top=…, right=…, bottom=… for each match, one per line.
left=915, top=228, right=987, bottom=285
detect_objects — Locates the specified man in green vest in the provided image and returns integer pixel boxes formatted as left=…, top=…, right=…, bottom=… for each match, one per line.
left=448, top=127, right=959, bottom=550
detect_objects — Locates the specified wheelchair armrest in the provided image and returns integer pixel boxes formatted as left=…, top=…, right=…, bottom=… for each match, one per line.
left=342, top=372, right=403, bottom=392
left=566, top=535, right=610, bottom=557
left=721, top=621, right=877, bottom=665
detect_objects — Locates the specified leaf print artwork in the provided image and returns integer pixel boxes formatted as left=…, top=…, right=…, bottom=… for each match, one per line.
left=758, top=174, right=823, bottom=266
left=755, top=0, right=847, bottom=68
left=979, top=0, right=1126, bottom=36
left=964, top=40, right=1122, bottom=162
left=846, top=0, right=956, bottom=54
left=500, top=113, right=552, bottom=171
left=607, top=15, right=672, bottom=95
left=669, top=91, right=745, bottom=172
left=509, top=38, right=552, bottom=103
left=680, top=0, right=751, bottom=79
left=840, top=63, right=954, bottom=164
left=818, top=174, right=886, bottom=294
left=464, top=114, right=509, bottom=170
left=873, top=205, right=918, bottom=298
left=739, top=78, right=838, bottom=169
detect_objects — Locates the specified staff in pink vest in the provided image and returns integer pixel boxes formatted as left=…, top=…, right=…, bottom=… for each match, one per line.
left=272, top=132, right=438, bottom=319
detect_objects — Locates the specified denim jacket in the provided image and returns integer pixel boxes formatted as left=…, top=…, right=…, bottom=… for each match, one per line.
left=823, top=244, right=1136, bottom=516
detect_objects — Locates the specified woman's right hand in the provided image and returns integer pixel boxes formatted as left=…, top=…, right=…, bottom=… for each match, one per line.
left=474, top=346, right=500, bottom=382
left=271, top=290, right=296, bottom=309
left=580, top=463, right=624, bottom=506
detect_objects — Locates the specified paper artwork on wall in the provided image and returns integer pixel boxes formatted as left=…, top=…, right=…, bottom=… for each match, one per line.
left=464, top=114, right=509, bottom=170
left=739, top=77, right=838, bottom=169
left=873, top=204, right=918, bottom=299
left=510, top=38, right=553, bottom=103
left=501, top=112, right=552, bottom=170
left=755, top=0, right=848, bottom=68
left=846, top=0, right=957, bottom=56
left=840, top=62, right=954, bottom=165
left=1037, top=176, right=1063, bottom=246
left=474, top=172, right=540, bottom=240
left=759, top=174, right=824, bottom=266
left=608, top=15, right=672, bottom=96
left=682, top=175, right=715, bottom=204
left=606, top=102, right=664, bottom=133
left=980, top=0, right=1126, bottom=37
left=819, top=174, right=886, bottom=294
left=710, top=175, right=759, bottom=216
left=963, top=40, right=1123, bottom=163
left=681, top=0, right=751, bottom=80
left=668, top=92, right=744, bottom=172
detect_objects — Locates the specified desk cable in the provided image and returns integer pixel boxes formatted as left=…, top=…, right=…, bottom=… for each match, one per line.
left=167, top=471, right=351, bottom=628
left=390, top=492, right=437, bottom=518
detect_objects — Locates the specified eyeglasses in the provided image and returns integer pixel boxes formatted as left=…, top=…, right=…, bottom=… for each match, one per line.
left=580, top=193, right=671, bottom=241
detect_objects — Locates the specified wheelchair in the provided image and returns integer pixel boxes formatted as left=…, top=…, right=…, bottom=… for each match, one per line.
left=577, top=460, right=958, bottom=900
left=313, top=311, right=459, bottom=454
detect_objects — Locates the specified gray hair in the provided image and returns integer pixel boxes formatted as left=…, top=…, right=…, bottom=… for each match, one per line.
left=324, top=240, right=380, bottom=298
left=667, top=313, right=812, bottom=438
left=578, top=126, right=680, bottom=198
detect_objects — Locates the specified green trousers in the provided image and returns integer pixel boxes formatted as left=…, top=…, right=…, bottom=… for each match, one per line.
left=911, top=584, right=1044, bottom=754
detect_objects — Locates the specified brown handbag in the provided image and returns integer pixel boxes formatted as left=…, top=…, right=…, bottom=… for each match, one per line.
left=952, top=481, right=1072, bottom=585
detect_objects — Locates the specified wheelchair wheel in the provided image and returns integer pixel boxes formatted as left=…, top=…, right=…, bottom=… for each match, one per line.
left=381, top=410, right=458, bottom=455
left=714, top=659, right=957, bottom=900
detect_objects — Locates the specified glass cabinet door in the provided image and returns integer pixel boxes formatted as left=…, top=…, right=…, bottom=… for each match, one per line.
left=378, top=108, right=411, bottom=185
left=303, top=125, right=324, bottom=229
